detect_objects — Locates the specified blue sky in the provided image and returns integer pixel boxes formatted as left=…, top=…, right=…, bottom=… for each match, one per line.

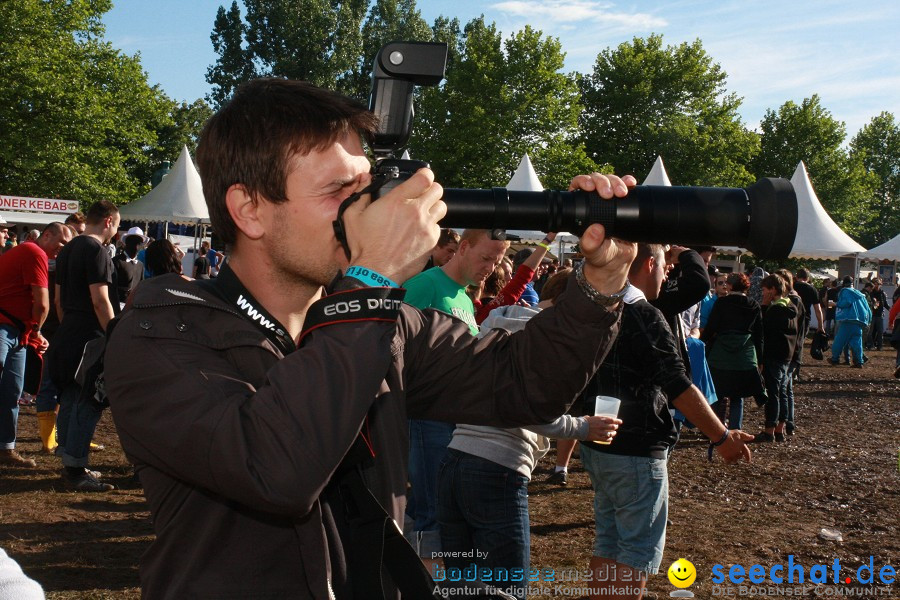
left=103, top=0, right=899, bottom=138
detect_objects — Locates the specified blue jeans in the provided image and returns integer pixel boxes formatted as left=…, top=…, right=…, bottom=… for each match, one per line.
left=581, top=449, right=668, bottom=574
left=56, top=382, right=102, bottom=468
left=0, top=325, right=26, bottom=449
left=437, top=449, right=530, bottom=599
left=762, top=360, right=790, bottom=428
left=35, top=366, right=59, bottom=413
left=785, top=362, right=799, bottom=427
left=713, top=397, right=743, bottom=430
left=406, top=419, right=454, bottom=558
left=832, top=321, right=865, bottom=365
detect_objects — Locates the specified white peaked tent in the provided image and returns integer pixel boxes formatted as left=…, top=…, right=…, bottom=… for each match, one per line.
left=504, top=154, right=578, bottom=246
left=642, top=156, right=672, bottom=186
left=119, top=146, right=210, bottom=225
left=787, top=161, right=866, bottom=259
left=860, top=233, right=900, bottom=261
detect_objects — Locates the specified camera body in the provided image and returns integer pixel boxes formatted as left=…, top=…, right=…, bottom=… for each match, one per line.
left=366, top=42, right=798, bottom=259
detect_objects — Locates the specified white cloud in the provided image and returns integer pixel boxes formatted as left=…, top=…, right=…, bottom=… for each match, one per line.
left=490, top=0, right=667, bottom=30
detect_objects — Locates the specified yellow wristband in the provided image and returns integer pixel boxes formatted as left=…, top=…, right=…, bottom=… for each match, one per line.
left=537, top=242, right=550, bottom=250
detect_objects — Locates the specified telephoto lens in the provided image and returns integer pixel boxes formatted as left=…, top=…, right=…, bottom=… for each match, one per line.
left=439, top=178, right=797, bottom=260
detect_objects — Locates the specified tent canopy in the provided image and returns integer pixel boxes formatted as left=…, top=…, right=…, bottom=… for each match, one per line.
left=860, top=233, right=900, bottom=261
left=718, top=161, right=866, bottom=259
left=642, top=156, right=672, bottom=186
left=119, top=145, right=210, bottom=224
left=503, top=154, right=578, bottom=243
left=785, top=161, right=866, bottom=259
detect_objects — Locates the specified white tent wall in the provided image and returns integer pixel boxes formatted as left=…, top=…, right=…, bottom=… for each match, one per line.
left=503, top=154, right=578, bottom=261
left=118, top=145, right=210, bottom=251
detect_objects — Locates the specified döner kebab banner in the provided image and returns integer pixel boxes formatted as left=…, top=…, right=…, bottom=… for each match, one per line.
left=0, top=195, right=80, bottom=214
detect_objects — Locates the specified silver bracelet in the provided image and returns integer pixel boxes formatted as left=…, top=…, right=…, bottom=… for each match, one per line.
left=575, top=263, right=628, bottom=307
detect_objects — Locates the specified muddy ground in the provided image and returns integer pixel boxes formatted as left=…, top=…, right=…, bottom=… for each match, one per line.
left=1, top=349, right=897, bottom=599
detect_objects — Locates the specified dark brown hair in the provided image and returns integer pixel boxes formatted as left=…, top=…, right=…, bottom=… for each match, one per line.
left=145, top=239, right=182, bottom=277
left=482, top=265, right=508, bottom=298
left=628, top=243, right=665, bottom=277
left=761, top=273, right=785, bottom=296
left=196, top=78, right=378, bottom=245
left=437, top=228, right=460, bottom=248
left=84, top=200, right=119, bottom=226
left=540, top=268, right=572, bottom=304
left=726, top=272, right=750, bottom=292
left=774, top=268, right=794, bottom=292
left=64, top=211, right=86, bottom=226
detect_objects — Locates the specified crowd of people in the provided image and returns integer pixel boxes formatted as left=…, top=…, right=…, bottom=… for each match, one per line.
left=0, top=77, right=898, bottom=600
left=0, top=210, right=226, bottom=487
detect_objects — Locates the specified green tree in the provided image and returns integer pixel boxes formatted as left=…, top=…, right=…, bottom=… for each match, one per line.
left=751, top=96, right=875, bottom=239
left=0, top=0, right=176, bottom=203
left=411, top=19, right=597, bottom=190
left=207, top=0, right=368, bottom=104
left=207, top=1, right=257, bottom=108
left=579, top=35, right=757, bottom=186
left=340, top=0, right=433, bottom=100
left=141, top=100, right=216, bottom=185
left=849, top=112, right=900, bottom=247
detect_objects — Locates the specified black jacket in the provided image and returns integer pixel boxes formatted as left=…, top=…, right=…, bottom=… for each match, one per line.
left=701, top=294, right=764, bottom=362
left=106, top=272, right=621, bottom=599
left=650, top=249, right=710, bottom=374
left=762, top=299, right=800, bottom=362
left=580, top=296, right=693, bottom=459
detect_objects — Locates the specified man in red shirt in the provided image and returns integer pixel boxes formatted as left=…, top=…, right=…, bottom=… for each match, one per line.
left=0, top=222, right=73, bottom=467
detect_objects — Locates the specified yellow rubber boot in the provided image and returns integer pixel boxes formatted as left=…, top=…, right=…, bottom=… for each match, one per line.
left=37, top=411, right=58, bottom=453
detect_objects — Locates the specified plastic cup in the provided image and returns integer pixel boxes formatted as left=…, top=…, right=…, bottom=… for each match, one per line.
left=594, top=396, right=621, bottom=445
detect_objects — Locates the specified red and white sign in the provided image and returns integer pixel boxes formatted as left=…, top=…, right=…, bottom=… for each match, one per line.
left=0, top=195, right=80, bottom=215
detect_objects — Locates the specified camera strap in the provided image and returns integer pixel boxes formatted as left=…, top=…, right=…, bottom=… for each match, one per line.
left=202, top=262, right=297, bottom=355
left=332, top=173, right=395, bottom=262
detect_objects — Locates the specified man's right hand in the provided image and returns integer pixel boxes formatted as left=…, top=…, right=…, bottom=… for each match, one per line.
left=583, top=415, right=622, bottom=443
left=342, top=168, right=446, bottom=285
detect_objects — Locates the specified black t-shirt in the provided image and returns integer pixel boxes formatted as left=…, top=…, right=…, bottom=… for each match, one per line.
left=56, top=235, right=118, bottom=329
left=825, top=286, right=840, bottom=318
left=794, top=280, right=820, bottom=326
left=114, top=256, right=145, bottom=303
left=194, top=255, right=211, bottom=279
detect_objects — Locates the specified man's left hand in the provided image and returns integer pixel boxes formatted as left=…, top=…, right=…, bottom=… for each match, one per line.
left=716, top=430, right=754, bottom=464
left=569, top=173, right=637, bottom=296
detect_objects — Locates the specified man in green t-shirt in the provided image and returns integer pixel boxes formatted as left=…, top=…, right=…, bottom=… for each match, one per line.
left=402, top=229, right=509, bottom=565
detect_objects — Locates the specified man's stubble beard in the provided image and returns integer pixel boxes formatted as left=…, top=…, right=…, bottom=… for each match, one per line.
left=268, top=219, right=343, bottom=293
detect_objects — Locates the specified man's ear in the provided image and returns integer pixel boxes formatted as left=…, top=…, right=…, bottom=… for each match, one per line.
left=226, top=184, right=265, bottom=240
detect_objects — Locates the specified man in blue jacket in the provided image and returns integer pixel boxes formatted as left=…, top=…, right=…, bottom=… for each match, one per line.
left=830, top=276, right=872, bottom=368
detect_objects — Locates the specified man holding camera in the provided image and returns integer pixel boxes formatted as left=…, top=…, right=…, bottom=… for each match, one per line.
left=103, top=78, right=736, bottom=599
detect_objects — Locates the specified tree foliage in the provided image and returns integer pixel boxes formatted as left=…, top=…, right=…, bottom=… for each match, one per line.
left=849, top=112, right=900, bottom=247
left=207, top=1, right=257, bottom=108
left=410, top=19, right=598, bottom=190
left=0, top=0, right=195, bottom=203
left=579, top=35, right=757, bottom=187
left=206, top=0, right=370, bottom=104
left=751, top=96, right=876, bottom=240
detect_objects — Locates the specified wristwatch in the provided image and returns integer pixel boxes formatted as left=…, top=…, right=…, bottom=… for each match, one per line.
left=575, top=263, right=628, bottom=307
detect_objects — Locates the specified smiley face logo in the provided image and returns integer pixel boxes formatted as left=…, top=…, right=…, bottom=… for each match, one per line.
left=667, top=558, right=696, bottom=588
